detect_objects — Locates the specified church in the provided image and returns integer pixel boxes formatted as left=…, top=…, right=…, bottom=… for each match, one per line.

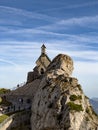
left=27, top=44, right=51, bottom=83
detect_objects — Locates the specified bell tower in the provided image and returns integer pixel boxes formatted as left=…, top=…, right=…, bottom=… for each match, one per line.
left=41, top=44, right=46, bottom=54
left=27, top=44, right=51, bottom=83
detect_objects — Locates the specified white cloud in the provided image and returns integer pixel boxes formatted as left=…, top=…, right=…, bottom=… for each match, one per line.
left=1, top=25, right=98, bottom=47
left=0, top=58, right=18, bottom=66
left=39, top=1, right=98, bottom=12
left=69, top=51, right=98, bottom=61
left=0, top=19, right=21, bottom=26
left=59, top=15, right=98, bottom=26
left=48, top=49, right=98, bottom=61
left=0, top=40, right=98, bottom=66
left=66, top=1, right=98, bottom=9
left=0, top=6, right=57, bottom=23
left=39, top=15, right=98, bottom=31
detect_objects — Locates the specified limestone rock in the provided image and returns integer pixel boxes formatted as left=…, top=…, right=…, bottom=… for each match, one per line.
left=31, top=54, right=98, bottom=130
left=47, top=54, right=74, bottom=77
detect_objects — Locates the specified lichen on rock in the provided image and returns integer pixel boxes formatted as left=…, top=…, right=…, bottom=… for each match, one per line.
left=31, top=54, right=98, bottom=130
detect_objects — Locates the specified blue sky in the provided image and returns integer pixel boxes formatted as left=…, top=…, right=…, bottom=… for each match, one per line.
left=0, top=0, right=98, bottom=98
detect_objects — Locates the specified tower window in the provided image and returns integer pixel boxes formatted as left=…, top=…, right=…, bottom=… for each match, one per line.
left=40, top=68, right=44, bottom=74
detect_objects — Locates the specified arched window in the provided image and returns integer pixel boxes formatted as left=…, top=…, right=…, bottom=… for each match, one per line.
left=40, top=68, right=44, bottom=74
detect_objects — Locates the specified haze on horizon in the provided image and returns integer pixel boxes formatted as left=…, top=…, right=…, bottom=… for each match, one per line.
left=0, top=0, right=98, bottom=98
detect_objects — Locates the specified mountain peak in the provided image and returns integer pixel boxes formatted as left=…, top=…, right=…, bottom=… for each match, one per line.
left=5, top=53, right=98, bottom=130
left=31, top=54, right=98, bottom=130
left=47, top=54, right=74, bottom=77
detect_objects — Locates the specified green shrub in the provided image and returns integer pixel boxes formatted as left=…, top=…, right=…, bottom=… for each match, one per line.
left=0, top=97, right=2, bottom=103
left=0, top=114, right=9, bottom=123
left=70, top=95, right=82, bottom=101
left=0, top=110, right=28, bottom=123
left=0, top=88, right=10, bottom=94
left=67, top=102, right=83, bottom=112
left=0, top=97, right=12, bottom=106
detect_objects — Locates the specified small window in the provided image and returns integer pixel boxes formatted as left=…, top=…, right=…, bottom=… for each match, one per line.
left=40, top=68, right=44, bottom=74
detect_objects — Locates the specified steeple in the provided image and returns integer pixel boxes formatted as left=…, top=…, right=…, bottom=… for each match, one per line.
left=41, top=44, right=46, bottom=54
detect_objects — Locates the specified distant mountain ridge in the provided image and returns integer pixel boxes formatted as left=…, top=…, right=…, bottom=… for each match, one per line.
left=90, top=98, right=98, bottom=114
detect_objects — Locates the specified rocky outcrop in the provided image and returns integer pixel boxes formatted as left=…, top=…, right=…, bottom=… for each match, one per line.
left=47, top=54, right=74, bottom=77
left=31, top=54, right=98, bottom=130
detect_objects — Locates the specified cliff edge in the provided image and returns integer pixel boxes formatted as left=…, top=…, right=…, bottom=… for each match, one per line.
left=31, top=54, right=98, bottom=130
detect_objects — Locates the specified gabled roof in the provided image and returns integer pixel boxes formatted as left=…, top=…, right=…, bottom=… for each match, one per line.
left=36, top=53, right=51, bottom=64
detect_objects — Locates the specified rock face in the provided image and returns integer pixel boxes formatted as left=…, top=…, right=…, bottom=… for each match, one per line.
left=47, top=54, right=74, bottom=77
left=31, top=54, right=98, bottom=130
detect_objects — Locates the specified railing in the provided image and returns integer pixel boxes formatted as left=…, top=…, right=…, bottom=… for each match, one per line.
left=11, top=82, right=26, bottom=90
left=0, top=82, right=26, bottom=97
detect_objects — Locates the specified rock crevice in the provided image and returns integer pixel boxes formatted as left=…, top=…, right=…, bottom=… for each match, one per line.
left=31, top=54, right=98, bottom=130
